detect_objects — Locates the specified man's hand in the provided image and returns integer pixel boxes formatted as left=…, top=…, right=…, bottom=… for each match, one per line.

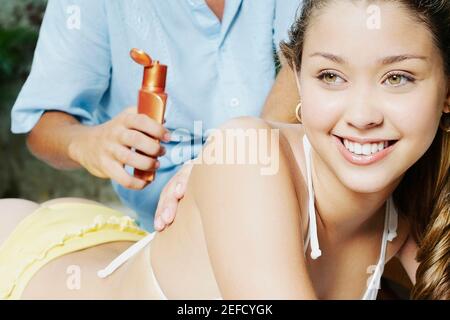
left=153, top=161, right=194, bottom=231
left=69, top=106, right=171, bottom=190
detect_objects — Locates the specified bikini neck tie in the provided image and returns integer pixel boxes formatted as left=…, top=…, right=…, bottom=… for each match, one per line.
left=303, top=135, right=322, bottom=260
left=97, top=232, right=156, bottom=279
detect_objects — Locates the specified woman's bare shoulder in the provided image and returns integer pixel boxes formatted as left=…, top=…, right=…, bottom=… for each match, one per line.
left=207, top=117, right=307, bottom=174
left=192, top=116, right=310, bottom=238
left=187, top=116, right=316, bottom=299
left=265, top=121, right=307, bottom=173
left=192, top=117, right=307, bottom=194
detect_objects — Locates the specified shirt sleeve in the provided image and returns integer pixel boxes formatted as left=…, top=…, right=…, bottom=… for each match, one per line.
left=273, top=0, right=303, bottom=54
left=10, top=0, right=111, bottom=134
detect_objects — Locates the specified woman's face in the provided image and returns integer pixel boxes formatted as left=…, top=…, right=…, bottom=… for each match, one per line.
left=299, top=0, right=449, bottom=193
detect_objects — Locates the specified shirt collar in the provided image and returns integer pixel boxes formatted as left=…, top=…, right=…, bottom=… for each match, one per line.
left=186, top=0, right=243, bottom=43
left=219, top=0, right=243, bottom=46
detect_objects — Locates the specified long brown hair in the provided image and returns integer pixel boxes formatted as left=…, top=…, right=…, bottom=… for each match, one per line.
left=281, top=0, right=450, bottom=299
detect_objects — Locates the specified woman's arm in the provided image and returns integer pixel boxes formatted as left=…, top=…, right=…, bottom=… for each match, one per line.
left=190, top=117, right=316, bottom=299
left=396, top=233, right=420, bottom=285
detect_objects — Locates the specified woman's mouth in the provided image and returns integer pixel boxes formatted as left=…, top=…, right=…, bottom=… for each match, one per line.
left=332, top=135, right=398, bottom=166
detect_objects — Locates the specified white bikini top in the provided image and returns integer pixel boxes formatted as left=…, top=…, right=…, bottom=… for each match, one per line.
left=97, top=135, right=398, bottom=300
left=302, top=135, right=398, bottom=300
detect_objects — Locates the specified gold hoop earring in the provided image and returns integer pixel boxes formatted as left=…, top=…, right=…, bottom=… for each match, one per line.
left=295, top=101, right=302, bottom=123
left=440, top=113, right=450, bottom=133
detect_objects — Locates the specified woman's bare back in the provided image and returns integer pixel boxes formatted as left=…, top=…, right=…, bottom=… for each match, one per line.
left=7, top=119, right=409, bottom=299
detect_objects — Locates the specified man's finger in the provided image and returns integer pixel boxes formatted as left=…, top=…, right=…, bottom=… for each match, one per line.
left=107, top=161, right=147, bottom=190
left=174, top=181, right=186, bottom=199
left=154, top=184, right=171, bottom=217
left=160, top=200, right=177, bottom=225
left=154, top=215, right=165, bottom=231
left=174, top=163, right=194, bottom=199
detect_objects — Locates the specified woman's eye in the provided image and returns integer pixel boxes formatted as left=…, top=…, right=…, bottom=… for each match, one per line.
left=318, top=72, right=345, bottom=85
left=383, top=73, right=415, bottom=87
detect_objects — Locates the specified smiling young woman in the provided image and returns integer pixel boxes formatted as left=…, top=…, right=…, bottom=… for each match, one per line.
left=281, top=0, right=450, bottom=299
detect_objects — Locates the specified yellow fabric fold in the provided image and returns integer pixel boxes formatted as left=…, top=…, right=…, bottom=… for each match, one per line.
left=0, top=202, right=147, bottom=300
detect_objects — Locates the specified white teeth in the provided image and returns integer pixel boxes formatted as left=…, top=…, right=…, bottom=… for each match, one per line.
left=362, top=144, right=371, bottom=155
left=354, top=143, right=362, bottom=154
left=343, top=138, right=389, bottom=155
left=371, top=143, right=378, bottom=154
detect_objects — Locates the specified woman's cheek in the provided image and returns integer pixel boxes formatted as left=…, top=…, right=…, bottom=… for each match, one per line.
left=387, top=102, right=440, bottom=171
left=387, top=91, right=441, bottom=145
left=302, top=85, right=344, bottom=131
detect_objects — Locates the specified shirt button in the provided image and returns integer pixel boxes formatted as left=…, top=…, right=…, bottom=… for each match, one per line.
left=229, top=98, right=240, bottom=108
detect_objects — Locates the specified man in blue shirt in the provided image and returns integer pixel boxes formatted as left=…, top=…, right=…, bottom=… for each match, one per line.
left=11, top=0, right=302, bottom=231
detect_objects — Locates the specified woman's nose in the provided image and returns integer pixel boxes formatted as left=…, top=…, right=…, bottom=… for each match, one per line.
left=343, top=89, right=384, bottom=130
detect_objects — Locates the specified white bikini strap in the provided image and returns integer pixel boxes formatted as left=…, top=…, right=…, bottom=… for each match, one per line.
left=303, top=135, right=322, bottom=260
left=363, top=206, right=388, bottom=299
left=363, top=197, right=398, bottom=299
left=97, top=232, right=156, bottom=279
left=303, top=227, right=310, bottom=255
left=387, top=197, right=398, bottom=241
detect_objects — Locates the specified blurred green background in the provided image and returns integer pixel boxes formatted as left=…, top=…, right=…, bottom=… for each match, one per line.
left=0, top=0, right=123, bottom=209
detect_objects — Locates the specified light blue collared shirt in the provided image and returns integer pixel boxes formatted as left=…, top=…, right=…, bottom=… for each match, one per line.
left=11, top=0, right=301, bottom=231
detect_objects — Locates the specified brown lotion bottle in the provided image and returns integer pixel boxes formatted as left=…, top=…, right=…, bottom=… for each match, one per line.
left=130, top=48, right=168, bottom=182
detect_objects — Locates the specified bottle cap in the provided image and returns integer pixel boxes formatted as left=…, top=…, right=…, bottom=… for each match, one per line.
left=130, top=48, right=167, bottom=91
left=143, top=61, right=167, bottom=91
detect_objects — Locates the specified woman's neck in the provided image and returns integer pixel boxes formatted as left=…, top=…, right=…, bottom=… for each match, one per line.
left=310, top=148, right=402, bottom=240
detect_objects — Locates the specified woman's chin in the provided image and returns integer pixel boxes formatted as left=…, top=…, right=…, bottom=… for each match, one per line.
left=330, top=168, right=395, bottom=193
left=336, top=170, right=398, bottom=194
